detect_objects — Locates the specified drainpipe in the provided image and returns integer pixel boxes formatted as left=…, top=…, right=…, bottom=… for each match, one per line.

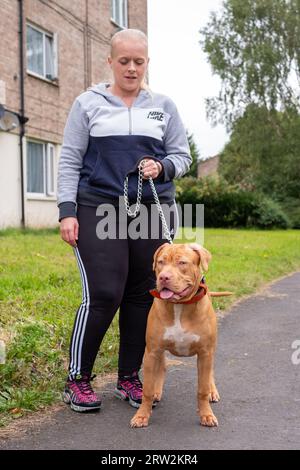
left=18, top=0, right=25, bottom=228
left=84, top=0, right=91, bottom=89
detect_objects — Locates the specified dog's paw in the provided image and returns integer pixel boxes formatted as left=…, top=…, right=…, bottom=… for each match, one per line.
left=200, top=413, right=218, bottom=427
left=153, top=391, right=162, bottom=402
left=130, top=413, right=150, bottom=428
left=209, top=390, right=220, bottom=403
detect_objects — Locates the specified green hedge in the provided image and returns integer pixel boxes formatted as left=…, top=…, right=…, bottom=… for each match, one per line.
left=277, top=197, right=300, bottom=229
left=176, top=177, right=290, bottom=229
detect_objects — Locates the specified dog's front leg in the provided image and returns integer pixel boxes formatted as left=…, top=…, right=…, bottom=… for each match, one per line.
left=153, top=352, right=166, bottom=403
left=130, top=348, right=162, bottom=428
left=197, top=352, right=218, bottom=427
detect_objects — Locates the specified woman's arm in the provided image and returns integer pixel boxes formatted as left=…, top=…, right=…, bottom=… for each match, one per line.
left=161, top=99, right=192, bottom=182
left=57, top=98, right=89, bottom=246
left=57, top=98, right=90, bottom=220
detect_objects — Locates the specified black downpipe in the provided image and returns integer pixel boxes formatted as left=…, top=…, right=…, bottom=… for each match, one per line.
left=18, top=0, right=25, bottom=228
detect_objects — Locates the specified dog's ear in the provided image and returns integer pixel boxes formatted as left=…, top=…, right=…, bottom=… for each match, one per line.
left=188, top=243, right=212, bottom=272
left=152, top=243, right=169, bottom=270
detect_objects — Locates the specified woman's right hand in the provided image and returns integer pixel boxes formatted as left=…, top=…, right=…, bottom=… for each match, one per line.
left=60, top=217, right=79, bottom=247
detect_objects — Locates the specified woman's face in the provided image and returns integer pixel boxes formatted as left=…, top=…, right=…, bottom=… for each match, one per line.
left=108, top=38, right=149, bottom=94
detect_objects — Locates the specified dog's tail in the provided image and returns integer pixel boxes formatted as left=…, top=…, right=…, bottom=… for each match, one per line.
left=209, top=291, right=233, bottom=297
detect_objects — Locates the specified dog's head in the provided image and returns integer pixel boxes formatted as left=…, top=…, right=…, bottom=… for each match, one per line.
left=152, top=243, right=211, bottom=302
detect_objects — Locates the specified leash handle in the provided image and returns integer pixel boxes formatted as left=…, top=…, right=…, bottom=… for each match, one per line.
left=123, top=159, right=173, bottom=244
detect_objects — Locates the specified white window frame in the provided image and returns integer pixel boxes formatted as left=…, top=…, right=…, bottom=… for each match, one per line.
left=26, top=140, right=56, bottom=199
left=26, top=23, right=58, bottom=81
left=47, top=144, right=55, bottom=196
left=111, top=0, right=128, bottom=29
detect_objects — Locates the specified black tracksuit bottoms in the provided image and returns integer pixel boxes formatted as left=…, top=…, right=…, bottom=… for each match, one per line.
left=68, top=201, right=178, bottom=380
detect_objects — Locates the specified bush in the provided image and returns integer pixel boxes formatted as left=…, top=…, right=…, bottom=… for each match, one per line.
left=250, top=198, right=290, bottom=229
left=277, top=197, right=300, bottom=229
left=175, top=177, right=290, bottom=229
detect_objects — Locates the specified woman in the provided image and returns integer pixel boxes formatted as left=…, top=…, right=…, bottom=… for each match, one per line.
left=57, top=29, right=191, bottom=412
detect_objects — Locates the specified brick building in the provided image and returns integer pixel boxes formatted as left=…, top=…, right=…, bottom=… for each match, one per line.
left=197, top=155, right=219, bottom=179
left=0, top=0, right=147, bottom=228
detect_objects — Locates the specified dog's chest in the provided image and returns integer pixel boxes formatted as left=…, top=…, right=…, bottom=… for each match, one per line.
left=163, top=304, right=200, bottom=356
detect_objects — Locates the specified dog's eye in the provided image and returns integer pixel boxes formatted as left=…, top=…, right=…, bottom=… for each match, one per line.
left=157, top=260, right=164, bottom=265
left=178, top=260, right=187, bottom=265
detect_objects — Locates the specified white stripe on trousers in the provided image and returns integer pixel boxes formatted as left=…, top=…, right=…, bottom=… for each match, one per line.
left=69, top=247, right=90, bottom=379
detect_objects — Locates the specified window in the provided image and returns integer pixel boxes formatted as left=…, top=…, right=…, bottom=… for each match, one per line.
left=26, top=24, right=57, bottom=80
left=111, top=0, right=128, bottom=28
left=27, top=141, right=55, bottom=197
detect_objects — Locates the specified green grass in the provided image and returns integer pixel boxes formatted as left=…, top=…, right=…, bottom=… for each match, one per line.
left=0, top=227, right=300, bottom=426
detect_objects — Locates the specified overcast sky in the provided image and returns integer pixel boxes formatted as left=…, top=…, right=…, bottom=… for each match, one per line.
left=147, top=0, right=228, bottom=160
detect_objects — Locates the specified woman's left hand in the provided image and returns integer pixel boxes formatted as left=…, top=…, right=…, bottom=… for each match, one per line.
left=140, top=159, right=162, bottom=179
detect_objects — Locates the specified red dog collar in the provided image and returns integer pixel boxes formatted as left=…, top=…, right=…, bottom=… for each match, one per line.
left=149, top=283, right=208, bottom=304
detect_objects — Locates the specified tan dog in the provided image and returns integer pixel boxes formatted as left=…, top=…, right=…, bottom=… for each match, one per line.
left=130, top=243, right=221, bottom=428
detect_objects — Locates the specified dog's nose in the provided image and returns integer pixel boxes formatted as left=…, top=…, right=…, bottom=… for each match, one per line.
left=159, top=272, right=172, bottom=283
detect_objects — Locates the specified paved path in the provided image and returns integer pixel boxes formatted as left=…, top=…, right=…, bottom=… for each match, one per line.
left=1, top=272, right=300, bottom=450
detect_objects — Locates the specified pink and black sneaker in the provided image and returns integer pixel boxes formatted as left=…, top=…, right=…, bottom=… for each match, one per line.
left=114, top=370, right=143, bottom=408
left=63, top=374, right=101, bottom=412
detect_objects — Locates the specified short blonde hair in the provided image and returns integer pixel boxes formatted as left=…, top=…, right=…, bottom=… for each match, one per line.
left=110, top=29, right=148, bottom=58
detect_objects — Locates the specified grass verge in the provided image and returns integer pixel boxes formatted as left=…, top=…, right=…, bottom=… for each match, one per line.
left=0, top=227, right=300, bottom=426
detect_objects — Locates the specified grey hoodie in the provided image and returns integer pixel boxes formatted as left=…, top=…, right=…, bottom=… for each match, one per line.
left=57, top=83, right=192, bottom=220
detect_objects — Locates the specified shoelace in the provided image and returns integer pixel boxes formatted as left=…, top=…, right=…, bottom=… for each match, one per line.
left=76, top=374, right=96, bottom=395
left=121, top=374, right=142, bottom=395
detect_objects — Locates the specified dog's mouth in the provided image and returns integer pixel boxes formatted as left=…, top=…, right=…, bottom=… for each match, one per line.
left=159, top=286, right=192, bottom=301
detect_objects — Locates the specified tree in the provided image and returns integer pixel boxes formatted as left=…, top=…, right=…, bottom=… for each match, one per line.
left=184, top=132, right=200, bottom=178
left=219, top=104, right=300, bottom=200
left=200, top=0, right=300, bottom=129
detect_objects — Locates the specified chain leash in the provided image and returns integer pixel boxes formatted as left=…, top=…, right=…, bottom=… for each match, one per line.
left=123, top=160, right=173, bottom=244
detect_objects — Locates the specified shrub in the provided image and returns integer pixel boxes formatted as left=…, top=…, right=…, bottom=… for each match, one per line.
left=175, top=177, right=290, bottom=229
left=277, top=197, right=300, bottom=229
